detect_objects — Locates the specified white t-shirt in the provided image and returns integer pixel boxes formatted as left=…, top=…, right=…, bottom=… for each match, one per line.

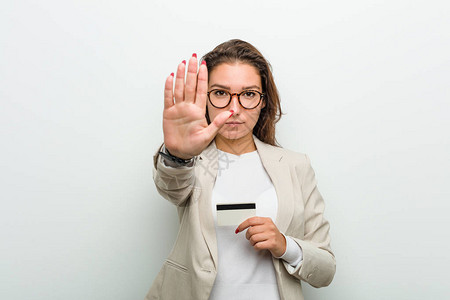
left=209, top=150, right=280, bottom=300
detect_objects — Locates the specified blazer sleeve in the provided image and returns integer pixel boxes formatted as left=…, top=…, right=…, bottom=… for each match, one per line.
left=282, top=154, right=336, bottom=288
left=152, top=144, right=196, bottom=207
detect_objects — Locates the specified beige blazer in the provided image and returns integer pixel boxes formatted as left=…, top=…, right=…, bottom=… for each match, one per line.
left=145, top=136, right=336, bottom=300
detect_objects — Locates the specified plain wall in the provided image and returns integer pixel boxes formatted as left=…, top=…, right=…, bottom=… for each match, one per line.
left=1, top=0, right=449, bottom=299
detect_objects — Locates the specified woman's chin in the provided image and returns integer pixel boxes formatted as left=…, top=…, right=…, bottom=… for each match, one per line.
left=217, top=130, right=251, bottom=141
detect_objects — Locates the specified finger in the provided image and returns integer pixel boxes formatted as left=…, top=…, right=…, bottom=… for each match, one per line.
left=195, top=61, right=208, bottom=108
left=253, top=240, right=272, bottom=251
left=174, top=61, right=186, bottom=103
left=203, top=110, right=234, bottom=144
left=236, top=216, right=267, bottom=234
left=249, top=233, right=268, bottom=246
left=164, top=73, right=175, bottom=109
left=245, top=225, right=266, bottom=240
left=254, top=236, right=286, bottom=256
left=184, top=55, right=198, bottom=103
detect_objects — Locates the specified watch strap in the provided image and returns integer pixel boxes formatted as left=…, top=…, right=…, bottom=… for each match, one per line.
left=159, top=147, right=194, bottom=166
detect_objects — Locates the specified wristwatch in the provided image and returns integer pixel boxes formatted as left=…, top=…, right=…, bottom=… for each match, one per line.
left=159, top=147, right=195, bottom=166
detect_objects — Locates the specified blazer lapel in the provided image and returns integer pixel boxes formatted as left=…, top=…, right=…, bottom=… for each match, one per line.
left=254, top=136, right=295, bottom=234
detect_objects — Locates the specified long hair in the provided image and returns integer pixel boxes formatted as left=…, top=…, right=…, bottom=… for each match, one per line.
left=201, top=39, right=283, bottom=146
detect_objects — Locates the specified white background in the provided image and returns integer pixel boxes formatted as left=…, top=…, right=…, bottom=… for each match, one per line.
left=1, top=0, right=449, bottom=299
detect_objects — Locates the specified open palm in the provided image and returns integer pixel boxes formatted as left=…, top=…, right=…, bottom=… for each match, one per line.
left=163, top=55, right=233, bottom=159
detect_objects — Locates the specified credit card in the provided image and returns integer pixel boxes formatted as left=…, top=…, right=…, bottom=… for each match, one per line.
left=216, top=203, right=256, bottom=226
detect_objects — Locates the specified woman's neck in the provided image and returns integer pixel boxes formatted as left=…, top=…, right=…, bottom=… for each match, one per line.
left=215, top=133, right=256, bottom=156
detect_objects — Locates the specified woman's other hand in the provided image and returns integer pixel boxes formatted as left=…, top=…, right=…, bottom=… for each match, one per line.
left=163, top=54, right=234, bottom=159
left=236, top=217, right=287, bottom=257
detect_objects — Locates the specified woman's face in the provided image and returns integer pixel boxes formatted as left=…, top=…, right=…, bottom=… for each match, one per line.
left=207, top=62, right=265, bottom=141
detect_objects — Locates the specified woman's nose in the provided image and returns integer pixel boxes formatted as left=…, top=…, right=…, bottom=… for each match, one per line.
left=229, top=94, right=241, bottom=112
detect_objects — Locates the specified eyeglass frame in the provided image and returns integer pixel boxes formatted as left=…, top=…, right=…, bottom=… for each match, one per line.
left=206, top=89, right=265, bottom=110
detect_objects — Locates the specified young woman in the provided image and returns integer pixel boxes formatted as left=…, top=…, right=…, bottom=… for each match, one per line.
left=146, top=39, right=335, bottom=300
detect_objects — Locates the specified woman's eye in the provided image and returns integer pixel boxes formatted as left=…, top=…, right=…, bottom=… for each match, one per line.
left=243, top=91, right=256, bottom=98
left=214, top=90, right=227, bottom=97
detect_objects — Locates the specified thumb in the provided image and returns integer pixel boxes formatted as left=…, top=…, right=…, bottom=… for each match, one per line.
left=203, top=110, right=234, bottom=139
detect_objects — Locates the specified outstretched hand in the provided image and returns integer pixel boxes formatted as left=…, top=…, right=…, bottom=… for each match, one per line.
left=163, top=54, right=233, bottom=159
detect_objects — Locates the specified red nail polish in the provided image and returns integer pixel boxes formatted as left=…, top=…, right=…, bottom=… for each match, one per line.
left=201, top=60, right=206, bottom=66
left=192, top=53, right=197, bottom=58
left=170, top=72, right=174, bottom=77
left=235, top=228, right=239, bottom=234
left=229, top=110, right=234, bottom=117
left=182, top=60, right=186, bottom=65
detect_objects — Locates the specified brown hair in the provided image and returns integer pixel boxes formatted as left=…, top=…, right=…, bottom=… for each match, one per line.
left=201, top=39, right=283, bottom=146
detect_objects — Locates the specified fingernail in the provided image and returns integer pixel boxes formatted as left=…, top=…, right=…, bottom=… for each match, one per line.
left=170, top=72, right=174, bottom=77
left=192, top=53, right=197, bottom=58
left=201, top=60, right=206, bottom=66
left=229, top=110, right=234, bottom=117
left=182, top=60, right=186, bottom=65
left=235, top=228, right=239, bottom=234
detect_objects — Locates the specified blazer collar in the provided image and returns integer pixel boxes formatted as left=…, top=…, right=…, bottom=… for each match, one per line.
left=197, top=135, right=295, bottom=270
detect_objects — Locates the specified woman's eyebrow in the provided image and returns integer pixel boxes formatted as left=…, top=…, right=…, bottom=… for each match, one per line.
left=210, top=84, right=230, bottom=90
left=242, top=85, right=261, bottom=91
left=209, top=84, right=262, bottom=91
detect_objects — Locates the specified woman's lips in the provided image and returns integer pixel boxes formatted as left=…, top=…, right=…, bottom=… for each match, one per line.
left=225, top=122, right=243, bottom=126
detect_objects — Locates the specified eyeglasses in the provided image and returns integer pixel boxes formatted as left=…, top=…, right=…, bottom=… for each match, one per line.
left=207, top=89, right=264, bottom=109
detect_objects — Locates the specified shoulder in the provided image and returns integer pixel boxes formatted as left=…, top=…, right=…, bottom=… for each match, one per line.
left=278, top=146, right=308, bottom=162
left=277, top=147, right=313, bottom=173
left=254, top=137, right=310, bottom=166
